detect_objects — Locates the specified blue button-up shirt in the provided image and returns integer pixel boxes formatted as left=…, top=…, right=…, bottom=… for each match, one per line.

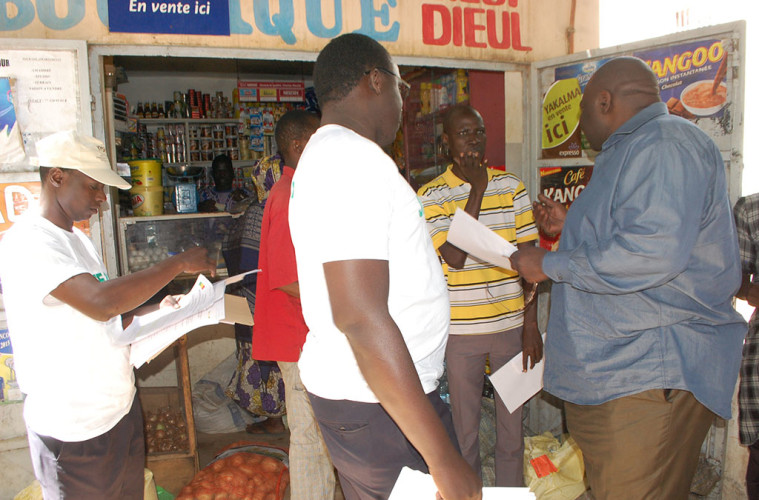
left=542, top=102, right=746, bottom=419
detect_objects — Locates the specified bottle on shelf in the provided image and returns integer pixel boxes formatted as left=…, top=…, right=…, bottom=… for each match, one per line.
left=151, top=102, right=159, bottom=118
left=136, top=102, right=144, bottom=118
left=157, top=103, right=166, bottom=118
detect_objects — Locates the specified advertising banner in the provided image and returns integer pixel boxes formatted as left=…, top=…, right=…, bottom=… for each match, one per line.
left=107, top=0, right=231, bottom=35
left=634, top=39, right=731, bottom=142
left=538, top=165, right=593, bottom=250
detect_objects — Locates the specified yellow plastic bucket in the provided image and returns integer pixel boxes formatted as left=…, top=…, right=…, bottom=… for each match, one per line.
left=129, top=159, right=162, bottom=187
left=130, top=186, right=164, bottom=216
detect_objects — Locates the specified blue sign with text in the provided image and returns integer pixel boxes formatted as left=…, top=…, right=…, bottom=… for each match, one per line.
left=108, top=0, right=230, bottom=36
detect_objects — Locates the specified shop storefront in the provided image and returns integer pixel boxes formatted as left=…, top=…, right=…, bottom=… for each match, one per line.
left=0, top=1, right=747, bottom=497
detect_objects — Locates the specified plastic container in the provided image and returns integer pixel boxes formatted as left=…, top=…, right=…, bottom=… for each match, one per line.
left=130, top=185, right=164, bottom=216
left=129, top=159, right=163, bottom=187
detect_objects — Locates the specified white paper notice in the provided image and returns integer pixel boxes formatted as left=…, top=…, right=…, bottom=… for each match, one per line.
left=447, top=208, right=517, bottom=270
left=389, top=467, right=535, bottom=499
left=488, top=341, right=545, bottom=414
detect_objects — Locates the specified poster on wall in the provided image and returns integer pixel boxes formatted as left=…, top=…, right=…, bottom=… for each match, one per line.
left=634, top=38, right=731, bottom=149
left=538, top=166, right=593, bottom=250
left=540, top=77, right=582, bottom=159
left=0, top=49, right=80, bottom=163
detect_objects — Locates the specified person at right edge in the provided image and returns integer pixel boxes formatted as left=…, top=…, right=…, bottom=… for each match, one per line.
left=509, top=56, right=746, bottom=500
left=289, top=34, right=482, bottom=500
left=732, top=192, right=759, bottom=499
left=417, top=104, right=542, bottom=487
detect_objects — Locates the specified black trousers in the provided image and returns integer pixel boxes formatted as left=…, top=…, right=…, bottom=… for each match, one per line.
left=27, top=396, right=145, bottom=500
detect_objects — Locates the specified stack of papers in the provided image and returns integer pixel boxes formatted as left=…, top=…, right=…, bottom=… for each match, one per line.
left=115, top=271, right=257, bottom=368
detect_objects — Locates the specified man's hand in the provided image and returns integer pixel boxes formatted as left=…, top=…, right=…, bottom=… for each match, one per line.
left=533, top=194, right=567, bottom=237
left=159, top=294, right=183, bottom=310
left=430, top=454, right=483, bottom=500
left=521, top=322, right=543, bottom=371
left=510, top=246, right=548, bottom=283
left=455, top=152, right=488, bottom=193
left=174, top=247, right=218, bottom=277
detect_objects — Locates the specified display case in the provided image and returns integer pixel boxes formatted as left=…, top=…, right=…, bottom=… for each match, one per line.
left=117, top=212, right=234, bottom=276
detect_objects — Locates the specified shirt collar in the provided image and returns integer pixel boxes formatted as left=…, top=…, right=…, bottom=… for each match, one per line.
left=602, top=101, right=668, bottom=151
left=281, top=165, right=295, bottom=179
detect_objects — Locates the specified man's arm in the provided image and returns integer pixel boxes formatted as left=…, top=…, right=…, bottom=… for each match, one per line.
left=517, top=241, right=543, bottom=371
left=50, top=247, right=217, bottom=322
left=737, top=273, right=759, bottom=308
left=323, top=259, right=481, bottom=500
left=438, top=154, right=487, bottom=269
left=517, top=143, right=718, bottom=294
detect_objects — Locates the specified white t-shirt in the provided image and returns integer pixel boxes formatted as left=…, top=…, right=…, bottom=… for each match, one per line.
left=0, top=213, right=135, bottom=441
left=289, top=124, right=450, bottom=403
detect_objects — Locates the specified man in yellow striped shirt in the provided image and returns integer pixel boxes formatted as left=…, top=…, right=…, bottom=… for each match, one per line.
left=418, top=104, right=542, bottom=487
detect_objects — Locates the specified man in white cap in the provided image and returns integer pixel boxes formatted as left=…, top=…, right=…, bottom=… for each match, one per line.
left=0, top=130, right=217, bottom=499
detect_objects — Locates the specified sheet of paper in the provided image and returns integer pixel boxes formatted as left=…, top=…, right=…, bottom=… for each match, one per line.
left=488, top=339, right=545, bottom=414
left=447, top=208, right=517, bottom=270
left=389, top=466, right=535, bottom=499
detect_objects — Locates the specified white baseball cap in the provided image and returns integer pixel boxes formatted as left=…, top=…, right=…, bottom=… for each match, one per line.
left=36, top=130, right=132, bottom=190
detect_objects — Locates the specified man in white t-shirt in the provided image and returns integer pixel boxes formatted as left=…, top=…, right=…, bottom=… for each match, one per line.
left=0, top=131, right=216, bottom=499
left=289, top=34, right=482, bottom=500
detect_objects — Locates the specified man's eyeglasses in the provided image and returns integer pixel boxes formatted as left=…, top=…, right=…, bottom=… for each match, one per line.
left=455, top=128, right=487, bottom=138
left=365, top=67, right=411, bottom=100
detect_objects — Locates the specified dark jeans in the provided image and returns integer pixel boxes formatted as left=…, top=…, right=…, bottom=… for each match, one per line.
left=27, top=396, right=145, bottom=500
left=309, top=391, right=459, bottom=500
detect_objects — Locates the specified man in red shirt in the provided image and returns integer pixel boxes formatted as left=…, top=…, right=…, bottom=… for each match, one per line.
left=252, top=110, right=336, bottom=499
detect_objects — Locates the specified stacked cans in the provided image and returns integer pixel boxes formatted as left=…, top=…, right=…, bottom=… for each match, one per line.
left=187, top=122, right=239, bottom=162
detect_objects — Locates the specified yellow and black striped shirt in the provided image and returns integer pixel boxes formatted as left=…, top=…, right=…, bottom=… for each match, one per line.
left=418, top=165, right=538, bottom=335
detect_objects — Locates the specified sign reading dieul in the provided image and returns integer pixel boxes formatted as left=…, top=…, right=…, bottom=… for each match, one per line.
left=541, top=78, right=582, bottom=158
left=107, top=0, right=230, bottom=35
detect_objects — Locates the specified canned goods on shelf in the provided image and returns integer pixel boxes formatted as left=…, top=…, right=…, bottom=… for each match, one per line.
left=189, top=140, right=199, bottom=152
left=213, top=139, right=225, bottom=149
left=200, top=138, right=213, bottom=151
left=226, top=137, right=238, bottom=148
left=212, top=124, right=224, bottom=139
left=228, top=148, right=239, bottom=160
left=200, top=125, right=212, bottom=138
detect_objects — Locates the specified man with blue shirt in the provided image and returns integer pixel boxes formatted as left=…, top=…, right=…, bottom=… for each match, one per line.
left=511, top=57, right=746, bottom=499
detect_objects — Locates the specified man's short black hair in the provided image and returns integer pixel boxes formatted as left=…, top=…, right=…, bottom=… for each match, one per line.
left=275, top=110, right=319, bottom=152
left=313, top=33, right=392, bottom=106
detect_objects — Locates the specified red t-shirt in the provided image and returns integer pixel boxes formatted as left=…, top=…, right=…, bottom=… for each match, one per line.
left=251, top=166, right=308, bottom=362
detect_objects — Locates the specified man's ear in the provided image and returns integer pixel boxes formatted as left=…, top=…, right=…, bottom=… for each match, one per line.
left=597, top=90, right=612, bottom=115
left=366, top=68, right=382, bottom=96
left=48, top=167, right=65, bottom=188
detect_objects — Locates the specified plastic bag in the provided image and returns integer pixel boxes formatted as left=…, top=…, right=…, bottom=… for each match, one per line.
left=192, top=353, right=258, bottom=434
left=523, top=432, right=587, bottom=500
